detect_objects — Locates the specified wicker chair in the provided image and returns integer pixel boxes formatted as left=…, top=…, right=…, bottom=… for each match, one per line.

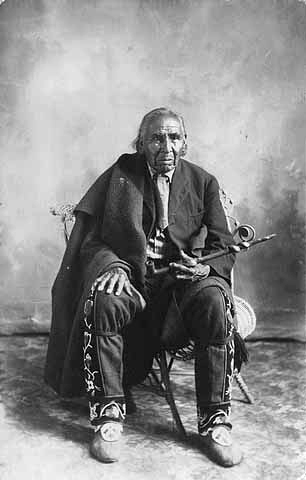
left=50, top=194, right=256, bottom=437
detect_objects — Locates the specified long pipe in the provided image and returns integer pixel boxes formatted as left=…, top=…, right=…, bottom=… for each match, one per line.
left=148, top=233, right=277, bottom=276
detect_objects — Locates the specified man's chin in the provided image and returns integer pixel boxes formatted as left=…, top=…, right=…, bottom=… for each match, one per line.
left=154, top=161, right=176, bottom=174
left=157, top=165, right=175, bottom=174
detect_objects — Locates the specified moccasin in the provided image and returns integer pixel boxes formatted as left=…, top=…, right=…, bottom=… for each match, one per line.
left=200, top=424, right=243, bottom=467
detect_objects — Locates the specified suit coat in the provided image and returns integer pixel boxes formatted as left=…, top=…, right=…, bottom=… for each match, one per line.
left=44, top=153, right=235, bottom=397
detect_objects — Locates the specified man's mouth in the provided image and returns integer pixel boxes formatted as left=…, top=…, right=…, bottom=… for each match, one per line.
left=157, top=156, right=174, bottom=162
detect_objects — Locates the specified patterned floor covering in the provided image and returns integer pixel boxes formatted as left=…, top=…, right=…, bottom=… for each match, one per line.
left=0, top=336, right=305, bottom=480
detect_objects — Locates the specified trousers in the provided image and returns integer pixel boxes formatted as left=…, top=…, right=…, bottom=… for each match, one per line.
left=83, top=275, right=235, bottom=432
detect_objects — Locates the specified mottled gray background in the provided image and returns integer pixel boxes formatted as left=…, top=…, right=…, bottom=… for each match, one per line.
left=0, top=0, right=305, bottom=339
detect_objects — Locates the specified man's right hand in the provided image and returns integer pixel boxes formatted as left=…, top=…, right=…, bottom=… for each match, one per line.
left=97, top=267, right=132, bottom=296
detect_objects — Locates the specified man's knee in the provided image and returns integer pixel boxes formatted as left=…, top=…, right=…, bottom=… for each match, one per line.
left=94, top=291, right=136, bottom=335
left=191, top=286, right=228, bottom=342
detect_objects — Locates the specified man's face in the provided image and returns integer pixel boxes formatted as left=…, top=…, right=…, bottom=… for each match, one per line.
left=142, top=115, right=185, bottom=174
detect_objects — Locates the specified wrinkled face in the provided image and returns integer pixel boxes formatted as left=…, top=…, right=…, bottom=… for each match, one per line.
left=142, top=115, right=185, bottom=174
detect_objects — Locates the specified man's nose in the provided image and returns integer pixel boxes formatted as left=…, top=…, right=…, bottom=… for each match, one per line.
left=161, top=136, right=171, bottom=152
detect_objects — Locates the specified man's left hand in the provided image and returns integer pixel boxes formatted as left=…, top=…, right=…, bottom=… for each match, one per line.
left=169, top=250, right=210, bottom=281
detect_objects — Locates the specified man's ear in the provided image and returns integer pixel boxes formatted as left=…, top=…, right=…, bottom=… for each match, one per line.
left=138, top=140, right=144, bottom=153
left=181, top=141, right=187, bottom=157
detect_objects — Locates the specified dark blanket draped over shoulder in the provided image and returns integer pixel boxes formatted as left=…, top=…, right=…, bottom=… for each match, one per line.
left=45, top=154, right=154, bottom=396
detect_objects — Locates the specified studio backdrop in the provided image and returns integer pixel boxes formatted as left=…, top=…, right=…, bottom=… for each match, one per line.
left=0, top=0, right=305, bottom=340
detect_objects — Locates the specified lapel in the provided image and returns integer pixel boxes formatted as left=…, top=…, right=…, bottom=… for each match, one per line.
left=168, top=159, right=190, bottom=225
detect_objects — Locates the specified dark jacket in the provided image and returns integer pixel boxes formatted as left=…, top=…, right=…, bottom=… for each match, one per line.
left=44, top=153, right=235, bottom=397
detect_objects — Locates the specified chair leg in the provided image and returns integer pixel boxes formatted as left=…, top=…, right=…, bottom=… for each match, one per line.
left=158, top=351, right=187, bottom=438
left=234, top=371, right=255, bottom=404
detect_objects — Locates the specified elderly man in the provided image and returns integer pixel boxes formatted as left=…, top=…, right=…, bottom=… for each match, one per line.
left=45, top=107, right=244, bottom=467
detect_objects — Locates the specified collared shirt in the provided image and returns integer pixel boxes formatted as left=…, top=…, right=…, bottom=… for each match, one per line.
left=146, top=163, right=175, bottom=183
left=146, top=164, right=177, bottom=263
